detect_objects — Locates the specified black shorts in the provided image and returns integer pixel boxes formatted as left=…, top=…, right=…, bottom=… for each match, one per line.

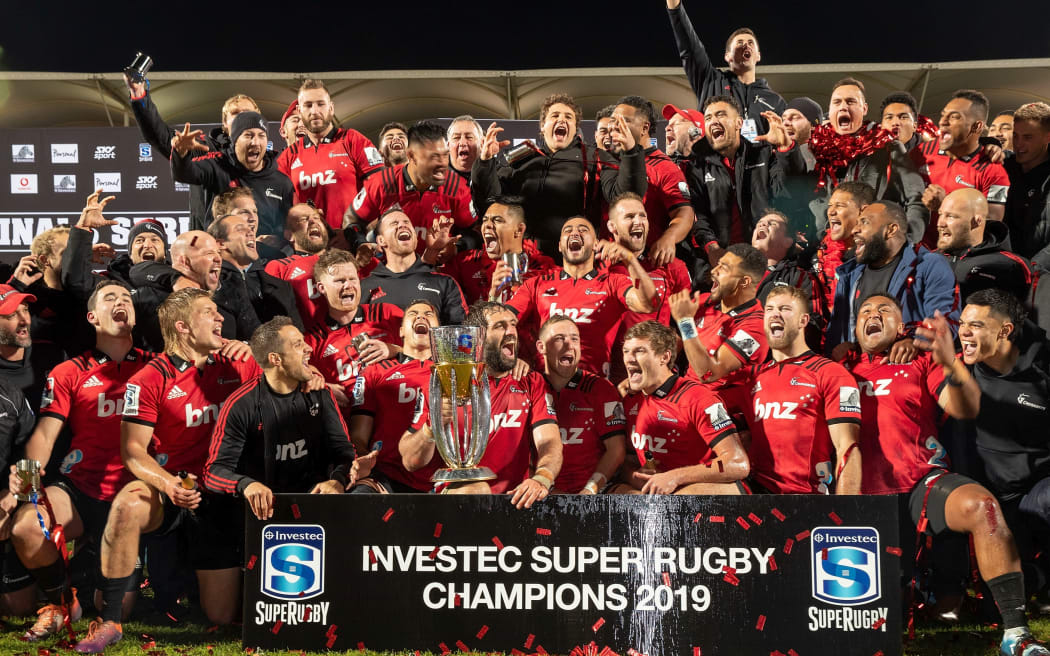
left=349, top=469, right=424, bottom=494
left=48, top=476, right=112, bottom=545
left=906, top=471, right=976, bottom=536
left=1, top=541, right=31, bottom=593
left=148, top=492, right=242, bottom=570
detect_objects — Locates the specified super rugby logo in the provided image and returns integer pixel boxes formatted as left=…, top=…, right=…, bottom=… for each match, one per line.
left=261, top=525, right=325, bottom=600
left=811, top=526, right=881, bottom=606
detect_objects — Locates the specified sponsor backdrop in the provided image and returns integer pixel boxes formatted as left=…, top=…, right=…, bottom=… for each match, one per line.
left=243, top=495, right=901, bottom=655
left=0, top=119, right=622, bottom=266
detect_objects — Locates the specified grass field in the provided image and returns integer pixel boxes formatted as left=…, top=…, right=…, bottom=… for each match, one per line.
left=2, top=616, right=1047, bottom=656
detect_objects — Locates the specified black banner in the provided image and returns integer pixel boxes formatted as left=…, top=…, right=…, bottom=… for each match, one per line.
left=243, top=494, right=901, bottom=655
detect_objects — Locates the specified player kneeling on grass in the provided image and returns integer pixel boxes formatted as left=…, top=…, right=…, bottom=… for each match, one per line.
left=612, top=320, right=750, bottom=495
left=842, top=293, right=1049, bottom=656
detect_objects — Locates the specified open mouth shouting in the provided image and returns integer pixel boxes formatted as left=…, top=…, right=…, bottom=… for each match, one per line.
left=628, top=224, right=646, bottom=246
left=565, top=233, right=585, bottom=256
left=207, top=263, right=221, bottom=288
left=836, top=111, right=854, bottom=132
left=500, top=336, right=517, bottom=361
left=625, top=362, right=643, bottom=388
left=339, top=287, right=357, bottom=307
left=307, top=223, right=325, bottom=242
left=708, top=122, right=727, bottom=142
left=111, top=306, right=131, bottom=327
left=853, top=235, right=867, bottom=259
left=960, top=338, right=978, bottom=361
left=396, top=225, right=414, bottom=244
left=412, top=318, right=431, bottom=337
left=863, top=316, right=884, bottom=341
left=483, top=229, right=500, bottom=256
left=767, top=317, right=785, bottom=341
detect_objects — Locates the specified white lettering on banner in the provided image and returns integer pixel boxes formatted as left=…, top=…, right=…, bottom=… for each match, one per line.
left=808, top=606, right=889, bottom=632
left=0, top=213, right=189, bottom=250
left=254, top=601, right=330, bottom=626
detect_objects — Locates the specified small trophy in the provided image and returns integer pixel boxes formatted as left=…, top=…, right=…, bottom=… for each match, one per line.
left=429, top=326, right=495, bottom=483
left=14, top=458, right=42, bottom=502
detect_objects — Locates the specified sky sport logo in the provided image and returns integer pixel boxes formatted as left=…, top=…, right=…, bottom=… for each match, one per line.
left=261, top=525, right=325, bottom=600
left=136, top=175, right=159, bottom=190
left=94, top=145, right=116, bottom=160
left=811, top=526, right=880, bottom=606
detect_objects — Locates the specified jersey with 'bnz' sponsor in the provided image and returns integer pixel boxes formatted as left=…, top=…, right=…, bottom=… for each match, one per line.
left=122, top=353, right=261, bottom=478
left=304, top=305, right=405, bottom=390
left=686, top=295, right=768, bottom=392
left=622, top=374, right=735, bottom=473
left=39, top=348, right=155, bottom=501
left=265, top=253, right=325, bottom=329
left=550, top=369, right=626, bottom=492
left=745, top=352, right=862, bottom=494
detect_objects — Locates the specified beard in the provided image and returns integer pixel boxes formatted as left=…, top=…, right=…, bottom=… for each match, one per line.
left=767, top=324, right=800, bottom=351
left=858, top=231, right=891, bottom=265
left=0, top=328, right=30, bottom=348
left=484, top=339, right=516, bottom=373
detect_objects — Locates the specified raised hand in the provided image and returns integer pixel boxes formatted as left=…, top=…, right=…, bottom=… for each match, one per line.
left=755, top=111, right=792, bottom=149
left=78, top=188, right=118, bottom=229
left=480, top=122, right=511, bottom=161
left=171, top=122, right=209, bottom=157
left=611, top=114, right=637, bottom=152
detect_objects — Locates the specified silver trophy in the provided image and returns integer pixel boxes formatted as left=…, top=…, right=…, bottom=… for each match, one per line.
left=14, top=458, right=42, bottom=502
left=501, top=251, right=529, bottom=284
left=428, top=326, right=495, bottom=483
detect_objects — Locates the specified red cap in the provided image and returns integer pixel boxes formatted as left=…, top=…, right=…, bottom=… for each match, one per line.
left=281, top=100, right=299, bottom=129
left=0, top=284, right=35, bottom=314
left=662, top=103, right=705, bottom=137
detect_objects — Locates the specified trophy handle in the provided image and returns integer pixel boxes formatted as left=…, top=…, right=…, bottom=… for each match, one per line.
left=429, top=371, right=459, bottom=468
left=465, top=370, right=491, bottom=467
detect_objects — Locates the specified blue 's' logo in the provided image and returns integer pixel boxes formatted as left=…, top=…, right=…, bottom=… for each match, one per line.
left=261, top=524, right=325, bottom=600
left=138, top=143, right=152, bottom=161
left=811, top=526, right=880, bottom=606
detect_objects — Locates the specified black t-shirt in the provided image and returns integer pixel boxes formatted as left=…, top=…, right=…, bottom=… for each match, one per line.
left=855, top=249, right=904, bottom=308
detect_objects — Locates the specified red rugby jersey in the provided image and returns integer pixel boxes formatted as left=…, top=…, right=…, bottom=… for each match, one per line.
left=441, top=242, right=556, bottom=305
left=911, top=142, right=1010, bottom=247
left=277, top=127, right=384, bottom=229
left=410, top=371, right=558, bottom=494
left=507, top=268, right=634, bottom=377
left=687, top=296, right=768, bottom=392
left=622, top=374, right=735, bottom=473
left=349, top=164, right=475, bottom=253
left=745, top=352, right=862, bottom=494
left=122, top=353, right=260, bottom=478
left=549, top=369, right=626, bottom=492
left=842, top=350, right=948, bottom=494
left=642, top=147, right=692, bottom=245
left=304, top=304, right=405, bottom=388
left=265, top=252, right=325, bottom=329
left=351, top=354, right=440, bottom=491
left=40, top=348, right=155, bottom=501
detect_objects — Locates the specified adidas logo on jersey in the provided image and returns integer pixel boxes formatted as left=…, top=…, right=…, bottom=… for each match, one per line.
left=290, top=267, right=307, bottom=279
left=386, top=371, right=405, bottom=381
left=167, top=385, right=188, bottom=400
left=291, top=158, right=303, bottom=170
left=83, top=375, right=104, bottom=388
left=323, top=344, right=339, bottom=357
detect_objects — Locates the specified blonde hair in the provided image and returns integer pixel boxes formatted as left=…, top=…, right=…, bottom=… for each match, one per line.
left=31, top=226, right=70, bottom=259
left=1014, top=102, right=1050, bottom=131
left=221, top=94, right=260, bottom=130
left=158, top=288, right=212, bottom=353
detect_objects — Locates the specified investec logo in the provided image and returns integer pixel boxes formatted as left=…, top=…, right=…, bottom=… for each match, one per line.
left=261, top=524, right=325, bottom=600
left=811, top=526, right=880, bottom=605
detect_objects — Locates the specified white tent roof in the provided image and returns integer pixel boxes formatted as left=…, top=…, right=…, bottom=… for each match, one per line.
left=1, top=58, right=1048, bottom=137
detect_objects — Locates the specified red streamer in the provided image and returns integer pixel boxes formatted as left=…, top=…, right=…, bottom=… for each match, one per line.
left=808, top=122, right=895, bottom=189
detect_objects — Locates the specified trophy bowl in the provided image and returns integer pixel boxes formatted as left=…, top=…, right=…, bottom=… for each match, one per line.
left=428, top=326, right=496, bottom=483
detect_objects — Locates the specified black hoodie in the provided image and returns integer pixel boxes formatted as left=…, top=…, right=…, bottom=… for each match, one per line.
left=939, top=220, right=1032, bottom=302
left=172, top=146, right=293, bottom=237
left=361, top=257, right=467, bottom=325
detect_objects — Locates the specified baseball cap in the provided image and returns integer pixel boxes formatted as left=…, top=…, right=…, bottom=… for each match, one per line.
left=0, top=284, right=36, bottom=315
left=281, top=100, right=299, bottom=129
left=662, top=103, right=705, bottom=137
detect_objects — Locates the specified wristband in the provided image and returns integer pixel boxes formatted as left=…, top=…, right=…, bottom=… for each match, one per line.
left=583, top=482, right=600, bottom=494
left=583, top=472, right=607, bottom=494
left=532, top=473, right=554, bottom=490
left=677, top=317, right=699, bottom=340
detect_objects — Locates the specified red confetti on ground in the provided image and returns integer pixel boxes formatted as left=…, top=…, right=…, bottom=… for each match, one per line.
left=771, top=508, right=786, bottom=521
left=492, top=536, right=505, bottom=550
left=525, top=633, right=535, bottom=648
left=271, top=621, right=283, bottom=635
left=873, top=652, right=883, bottom=656
left=828, top=511, right=843, bottom=525
left=326, top=624, right=338, bottom=637
left=692, top=512, right=702, bottom=523
left=788, top=651, right=799, bottom=656
left=736, top=516, right=751, bottom=530
left=511, top=650, right=525, bottom=656
left=693, top=648, right=701, bottom=656
left=291, top=504, right=301, bottom=519
left=357, top=642, right=366, bottom=650
left=783, top=538, right=794, bottom=554
left=536, top=645, right=548, bottom=654
left=771, top=651, right=785, bottom=656
left=456, top=640, right=470, bottom=652
left=382, top=507, right=395, bottom=522
left=872, top=617, right=886, bottom=630
left=477, top=625, right=489, bottom=639
left=748, top=512, right=763, bottom=525
left=142, top=640, right=157, bottom=649
left=768, top=555, right=778, bottom=571
left=709, top=515, right=725, bottom=523
left=886, top=546, right=902, bottom=556
left=755, top=615, right=766, bottom=631
left=246, top=555, right=257, bottom=570
left=592, top=617, right=606, bottom=632
left=536, top=528, right=552, bottom=536
left=662, top=572, right=671, bottom=587
left=325, top=635, right=337, bottom=649
left=434, top=523, right=443, bottom=538
left=439, top=642, right=450, bottom=655
left=795, top=530, right=810, bottom=541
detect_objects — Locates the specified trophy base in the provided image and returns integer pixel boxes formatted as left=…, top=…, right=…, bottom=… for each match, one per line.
left=432, top=466, right=497, bottom=484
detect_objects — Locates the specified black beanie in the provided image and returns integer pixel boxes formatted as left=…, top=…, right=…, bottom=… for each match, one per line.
left=128, top=219, right=167, bottom=247
left=230, top=111, right=268, bottom=143
left=786, top=97, right=824, bottom=126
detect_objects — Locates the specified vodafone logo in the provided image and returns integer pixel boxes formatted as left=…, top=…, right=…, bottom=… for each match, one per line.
left=10, top=174, right=38, bottom=194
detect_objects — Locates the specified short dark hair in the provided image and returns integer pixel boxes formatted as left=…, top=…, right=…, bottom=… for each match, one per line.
left=250, top=316, right=296, bottom=368
left=875, top=201, right=908, bottom=232
left=378, top=121, right=407, bottom=141
left=951, top=89, right=990, bottom=124
left=539, top=313, right=579, bottom=339
left=879, top=91, right=917, bottom=118
left=833, top=181, right=876, bottom=207
left=725, top=27, right=757, bottom=53
left=966, top=288, right=1027, bottom=341
left=87, top=279, right=132, bottom=312
left=725, top=243, right=766, bottom=281
left=615, top=95, right=658, bottom=137
left=832, top=77, right=866, bottom=101
left=765, top=285, right=812, bottom=313
left=624, top=320, right=678, bottom=358
left=702, top=94, right=744, bottom=116
left=465, top=300, right=513, bottom=330
left=405, top=298, right=440, bottom=317
left=856, top=292, right=903, bottom=315
left=377, top=205, right=409, bottom=233
left=595, top=105, right=615, bottom=122
left=313, top=248, right=357, bottom=280
left=485, top=195, right=526, bottom=222
left=407, top=120, right=447, bottom=148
